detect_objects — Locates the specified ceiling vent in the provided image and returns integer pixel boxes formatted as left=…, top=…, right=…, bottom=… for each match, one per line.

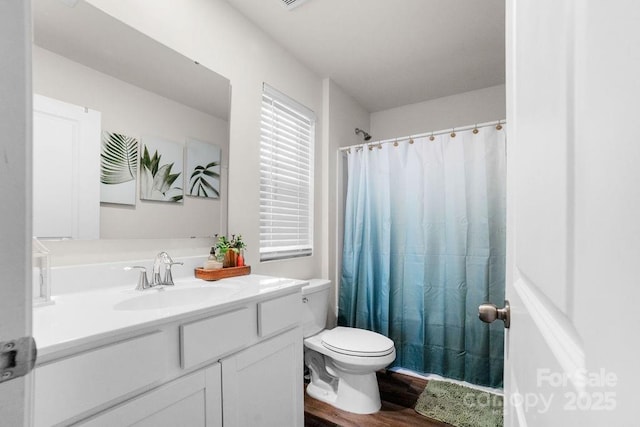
left=281, top=0, right=311, bottom=11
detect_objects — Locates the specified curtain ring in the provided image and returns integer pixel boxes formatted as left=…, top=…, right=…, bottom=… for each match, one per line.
left=472, top=124, right=479, bottom=134
left=393, top=140, right=399, bottom=147
left=496, top=121, right=503, bottom=130
left=368, top=144, right=374, bottom=151
left=408, top=137, right=414, bottom=144
left=429, top=132, right=435, bottom=141
left=378, top=143, right=383, bottom=149
left=450, top=128, right=456, bottom=138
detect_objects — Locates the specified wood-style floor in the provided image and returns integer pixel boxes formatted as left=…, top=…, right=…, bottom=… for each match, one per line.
left=304, top=370, right=451, bottom=427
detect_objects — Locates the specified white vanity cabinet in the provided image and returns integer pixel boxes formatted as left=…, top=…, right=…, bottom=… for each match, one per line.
left=78, top=364, right=222, bottom=427
left=221, top=327, right=303, bottom=427
left=34, top=331, right=171, bottom=426
left=33, top=283, right=304, bottom=427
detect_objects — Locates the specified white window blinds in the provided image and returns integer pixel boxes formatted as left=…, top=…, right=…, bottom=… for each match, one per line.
left=259, top=84, right=315, bottom=261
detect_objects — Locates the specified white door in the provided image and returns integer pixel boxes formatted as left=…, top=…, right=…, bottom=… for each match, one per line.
left=33, top=95, right=101, bottom=239
left=503, top=1, right=640, bottom=425
left=0, top=1, right=33, bottom=425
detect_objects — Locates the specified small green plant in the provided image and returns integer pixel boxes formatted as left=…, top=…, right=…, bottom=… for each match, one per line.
left=214, top=234, right=247, bottom=254
left=232, top=234, right=247, bottom=251
left=215, top=235, right=233, bottom=255
left=215, top=234, right=247, bottom=267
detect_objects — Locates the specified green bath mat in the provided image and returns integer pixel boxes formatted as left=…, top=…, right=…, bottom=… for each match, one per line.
left=414, top=380, right=503, bottom=427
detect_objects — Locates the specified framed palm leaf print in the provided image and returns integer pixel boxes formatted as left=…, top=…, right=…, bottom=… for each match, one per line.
left=140, top=136, right=184, bottom=203
left=186, top=138, right=221, bottom=199
left=100, top=131, right=138, bottom=205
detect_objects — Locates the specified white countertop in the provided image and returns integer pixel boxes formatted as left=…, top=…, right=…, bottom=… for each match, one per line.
left=33, top=274, right=306, bottom=362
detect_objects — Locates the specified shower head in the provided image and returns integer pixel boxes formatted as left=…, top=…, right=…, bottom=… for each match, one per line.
left=355, top=128, right=372, bottom=141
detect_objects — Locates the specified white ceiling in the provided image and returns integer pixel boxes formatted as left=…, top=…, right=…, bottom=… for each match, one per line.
left=223, top=0, right=505, bottom=113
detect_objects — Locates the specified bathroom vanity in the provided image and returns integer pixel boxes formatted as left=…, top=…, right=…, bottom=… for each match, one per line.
left=32, top=266, right=305, bottom=427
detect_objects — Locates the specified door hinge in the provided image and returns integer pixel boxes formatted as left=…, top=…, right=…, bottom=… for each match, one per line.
left=0, top=336, right=37, bottom=383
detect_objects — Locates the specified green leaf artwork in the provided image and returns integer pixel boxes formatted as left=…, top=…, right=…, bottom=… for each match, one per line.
left=190, top=161, right=221, bottom=197
left=100, top=131, right=138, bottom=205
left=100, top=132, right=138, bottom=185
left=186, top=138, right=221, bottom=199
left=140, top=142, right=183, bottom=203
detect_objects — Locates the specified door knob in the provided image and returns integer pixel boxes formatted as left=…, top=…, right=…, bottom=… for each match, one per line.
left=478, top=300, right=510, bottom=328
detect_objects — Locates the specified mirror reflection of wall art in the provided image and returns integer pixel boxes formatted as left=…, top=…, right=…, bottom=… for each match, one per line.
left=140, top=136, right=184, bottom=203
left=186, top=138, right=221, bottom=199
left=100, top=131, right=138, bottom=206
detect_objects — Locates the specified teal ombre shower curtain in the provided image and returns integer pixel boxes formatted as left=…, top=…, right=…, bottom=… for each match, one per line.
left=339, top=125, right=506, bottom=388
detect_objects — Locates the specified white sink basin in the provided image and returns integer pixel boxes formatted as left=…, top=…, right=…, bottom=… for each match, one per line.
left=114, top=285, right=241, bottom=311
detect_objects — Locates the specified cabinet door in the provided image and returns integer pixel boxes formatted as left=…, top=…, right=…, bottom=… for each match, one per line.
left=221, top=327, right=303, bottom=427
left=79, top=364, right=222, bottom=427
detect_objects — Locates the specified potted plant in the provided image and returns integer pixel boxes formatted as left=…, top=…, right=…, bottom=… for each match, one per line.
left=232, top=234, right=247, bottom=267
left=215, top=234, right=248, bottom=268
left=215, top=235, right=234, bottom=267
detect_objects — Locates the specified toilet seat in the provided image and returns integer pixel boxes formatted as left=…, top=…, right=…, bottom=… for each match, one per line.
left=321, top=327, right=394, bottom=357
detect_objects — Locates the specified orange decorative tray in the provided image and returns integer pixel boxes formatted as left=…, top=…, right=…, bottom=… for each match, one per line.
left=194, top=265, right=251, bottom=281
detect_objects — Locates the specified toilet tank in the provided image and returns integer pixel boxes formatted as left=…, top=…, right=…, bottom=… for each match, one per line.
left=301, top=279, right=331, bottom=338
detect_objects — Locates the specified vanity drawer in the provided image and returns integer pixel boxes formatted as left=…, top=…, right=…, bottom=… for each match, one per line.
left=180, top=307, right=253, bottom=369
left=34, top=331, right=167, bottom=427
left=258, top=292, right=301, bottom=337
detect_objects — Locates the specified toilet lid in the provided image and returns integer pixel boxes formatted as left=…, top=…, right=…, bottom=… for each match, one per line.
left=321, top=327, right=394, bottom=357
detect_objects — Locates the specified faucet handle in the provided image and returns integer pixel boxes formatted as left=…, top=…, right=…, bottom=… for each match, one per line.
left=159, top=251, right=173, bottom=263
left=163, top=261, right=183, bottom=286
left=152, top=251, right=172, bottom=286
left=125, top=266, right=149, bottom=291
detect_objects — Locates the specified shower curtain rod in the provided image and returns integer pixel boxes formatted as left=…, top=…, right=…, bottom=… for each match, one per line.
left=338, top=119, right=505, bottom=152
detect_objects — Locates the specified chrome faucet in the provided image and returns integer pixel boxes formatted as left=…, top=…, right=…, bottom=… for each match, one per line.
left=152, top=252, right=183, bottom=286
left=125, top=252, right=183, bottom=291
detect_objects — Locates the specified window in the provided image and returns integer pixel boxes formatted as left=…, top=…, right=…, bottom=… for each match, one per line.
left=259, top=84, right=315, bottom=261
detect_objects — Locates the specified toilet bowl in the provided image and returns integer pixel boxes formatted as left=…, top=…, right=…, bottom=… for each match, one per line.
left=302, top=279, right=396, bottom=414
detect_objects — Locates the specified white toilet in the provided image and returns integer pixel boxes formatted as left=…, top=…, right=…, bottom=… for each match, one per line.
left=302, top=279, right=396, bottom=414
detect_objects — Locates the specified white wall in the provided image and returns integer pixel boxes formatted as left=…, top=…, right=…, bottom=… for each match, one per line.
left=321, top=78, right=370, bottom=326
left=46, top=0, right=325, bottom=279
left=370, top=84, right=506, bottom=140
left=33, top=46, right=229, bottom=240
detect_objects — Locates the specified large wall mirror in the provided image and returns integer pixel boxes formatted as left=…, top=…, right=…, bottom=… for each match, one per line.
left=32, top=0, right=230, bottom=240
